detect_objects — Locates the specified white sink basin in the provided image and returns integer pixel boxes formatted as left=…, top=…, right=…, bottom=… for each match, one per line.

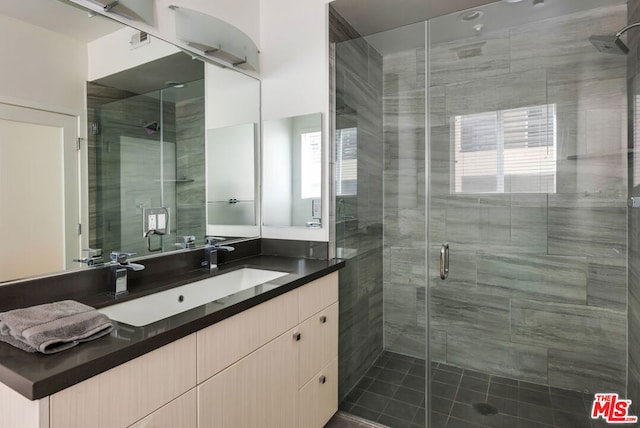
left=98, top=268, right=289, bottom=327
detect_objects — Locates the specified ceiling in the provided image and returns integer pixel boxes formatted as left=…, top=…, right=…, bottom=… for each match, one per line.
left=332, top=0, right=627, bottom=55
left=0, top=0, right=121, bottom=42
left=330, top=0, right=497, bottom=36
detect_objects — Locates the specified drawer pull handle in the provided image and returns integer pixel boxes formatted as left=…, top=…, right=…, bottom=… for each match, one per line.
left=319, top=375, right=327, bottom=384
left=293, top=332, right=301, bottom=341
left=320, top=315, right=327, bottom=324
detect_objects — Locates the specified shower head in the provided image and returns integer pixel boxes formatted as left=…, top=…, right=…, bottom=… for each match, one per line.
left=143, top=121, right=159, bottom=135
left=589, top=22, right=640, bottom=55
left=588, top=35, right=629, bottom=55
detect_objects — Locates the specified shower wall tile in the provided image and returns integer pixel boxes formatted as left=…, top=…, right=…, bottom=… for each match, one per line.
left=587, top=259, right=627, bottom=310
left=383, top=47, right=427, bottom=359
left=510, top=4, right=627, bottom=82
left=383, top=50, right=421, bottom=96
left=479, top=203, right=511, bottom=246
left=547, top=205, right=626, bottom=258
left=430, top=30, right=510, bottom=87
left=336, top=37, right=370, bottom=85
left=446, top=332, right=548, bottom=385
left=510, top=206, right=548, bottom=253
left=333, top=12, right=386, bottom=401
left=430, top=329, right=447, bottom=362
left=445, top=69, right=547, bottom=120
left=383, top=208, right=426, bottom=248
left=430, top=285, right=510, bottom=338
left=510, top=299, right=626, bottom=350
left=476, top=254, right=587, bottom=305
left=548, top=346, right=626, bottom=394
left=383, top=277, right=424, bottom=346
left=383, top=169, right=425, bottom=210
left=429, top=85, right=447, bottom=127
left=175, top=96, right=205, bottom=239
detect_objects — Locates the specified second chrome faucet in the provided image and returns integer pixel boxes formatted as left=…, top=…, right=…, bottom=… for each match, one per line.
left=203, top=236, right=235, bottom=273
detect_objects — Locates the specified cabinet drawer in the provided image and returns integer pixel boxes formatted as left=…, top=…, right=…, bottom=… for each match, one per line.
left=197, top=288, right=298, bottom=382
left=50, top=334, right=196, bottom=428
left=129, top=389, right=196, bottom=428
left=298, top=272, right=338, bottom=322
left=198, top=352, right=258, bottom=427
left=299, top=302, right=338, bottom=387
left=299, top=358, right=338, bottom=428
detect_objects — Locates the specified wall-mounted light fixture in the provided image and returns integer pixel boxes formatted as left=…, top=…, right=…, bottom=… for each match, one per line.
left=169, top=6, right=259, bottom=72
left=86, top=0, right=154, bottom=24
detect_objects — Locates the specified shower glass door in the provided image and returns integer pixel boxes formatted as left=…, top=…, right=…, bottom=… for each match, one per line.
left=428, top=1, right=628, bottom=426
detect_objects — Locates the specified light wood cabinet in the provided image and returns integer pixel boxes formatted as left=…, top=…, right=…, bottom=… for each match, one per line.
left=199, top=327, right=300, bottom=428
left=0, top=271, right=339, bottom=428
left=50, top=334, right=197, bottom=428
left=299, top=302, right=339, bottom=388
left=0, top=381, right=49, bottom=428
left=197, top=273, right=339, bottom=428
left=198, top=350, right=258, bottom=427
left=129, top=389, right=197, bottom=428
left=197, top=288, right=299, bottom=383
left=300, top=358, right=339, bottom=428
left=255, top=328, right=300, bottom=428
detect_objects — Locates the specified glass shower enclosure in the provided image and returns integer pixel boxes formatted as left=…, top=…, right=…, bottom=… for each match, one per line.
left=89, top=79, right=206, bottom=257
left=333, top=0, right=629, bottom=427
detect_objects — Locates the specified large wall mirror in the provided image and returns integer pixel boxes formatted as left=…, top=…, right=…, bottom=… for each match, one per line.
left=0, top=0, right=260, bottom=283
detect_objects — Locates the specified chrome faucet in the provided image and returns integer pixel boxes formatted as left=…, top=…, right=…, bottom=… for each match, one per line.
left=109, top=251, right=145, bottom=297
left=203, top=237, right=235, bottom=273
left=74, top=248, right=104, bottom=266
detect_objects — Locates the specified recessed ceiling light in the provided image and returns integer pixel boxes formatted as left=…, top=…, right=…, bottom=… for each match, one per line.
left=502, top=0, right=524, bottom=3
left=165, top=81, right=185, bottom=88
left=460, top=10, right=484, bottom=22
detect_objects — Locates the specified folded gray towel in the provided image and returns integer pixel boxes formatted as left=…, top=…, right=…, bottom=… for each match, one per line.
left=0, top=300, right=114, bottom=354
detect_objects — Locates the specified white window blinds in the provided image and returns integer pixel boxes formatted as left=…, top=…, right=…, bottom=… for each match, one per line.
left=452, top=104, right=557, bottom=194
left=336, top=128, right=358, bottom=196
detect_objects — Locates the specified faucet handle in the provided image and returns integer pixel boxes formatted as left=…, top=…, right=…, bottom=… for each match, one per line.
left=84, top=248, right=103, bottom=258
left=205, top=236, right=225, bottom=246
left=110, top=251, right=136, bottom=264
left=74, top=248, right=105, bottom=266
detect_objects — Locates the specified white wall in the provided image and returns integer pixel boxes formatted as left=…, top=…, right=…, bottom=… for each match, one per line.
left=259, top=0, right=330, bottom=121
left=88, top=28, right=180, bottom=81
left=260, top=0, right=331, bottom=241
left=0, top=14, right=87, bottom=113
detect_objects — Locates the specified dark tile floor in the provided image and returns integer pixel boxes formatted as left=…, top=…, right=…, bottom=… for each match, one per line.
left=325, top=412, right=385, bottom=428
left=339, top=351, right=426, bottom=428
left=338, top=352, right=638, bottom=428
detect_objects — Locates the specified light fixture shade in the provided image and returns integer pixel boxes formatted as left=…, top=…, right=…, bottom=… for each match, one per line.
left=171, top=6, right=259, bottom=72
left=87, top=0, right=154, bottom=24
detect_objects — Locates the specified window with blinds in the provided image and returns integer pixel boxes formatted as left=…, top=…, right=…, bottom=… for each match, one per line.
left=452, top=104, right=557, bottom=194
left=336, top=127, right=357, bottom=196
left=301, top=131, right=322, bottom=199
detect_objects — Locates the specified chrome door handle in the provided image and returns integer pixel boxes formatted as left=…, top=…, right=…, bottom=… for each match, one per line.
left=440, top=242, right=449, bottom=280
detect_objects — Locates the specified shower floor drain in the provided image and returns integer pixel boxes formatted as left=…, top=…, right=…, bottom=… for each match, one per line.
left=472, top=402, right=499, bottom=416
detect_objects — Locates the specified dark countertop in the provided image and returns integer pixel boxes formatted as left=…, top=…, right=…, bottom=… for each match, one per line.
left=0, top=255, right=345, bottom=400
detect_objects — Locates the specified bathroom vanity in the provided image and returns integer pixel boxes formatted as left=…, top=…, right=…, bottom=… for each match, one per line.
left=0, top=253, right=343, bottom=428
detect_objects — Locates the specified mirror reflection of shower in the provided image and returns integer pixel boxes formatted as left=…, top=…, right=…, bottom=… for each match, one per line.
left=87, top=52, right=205, bottom=258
